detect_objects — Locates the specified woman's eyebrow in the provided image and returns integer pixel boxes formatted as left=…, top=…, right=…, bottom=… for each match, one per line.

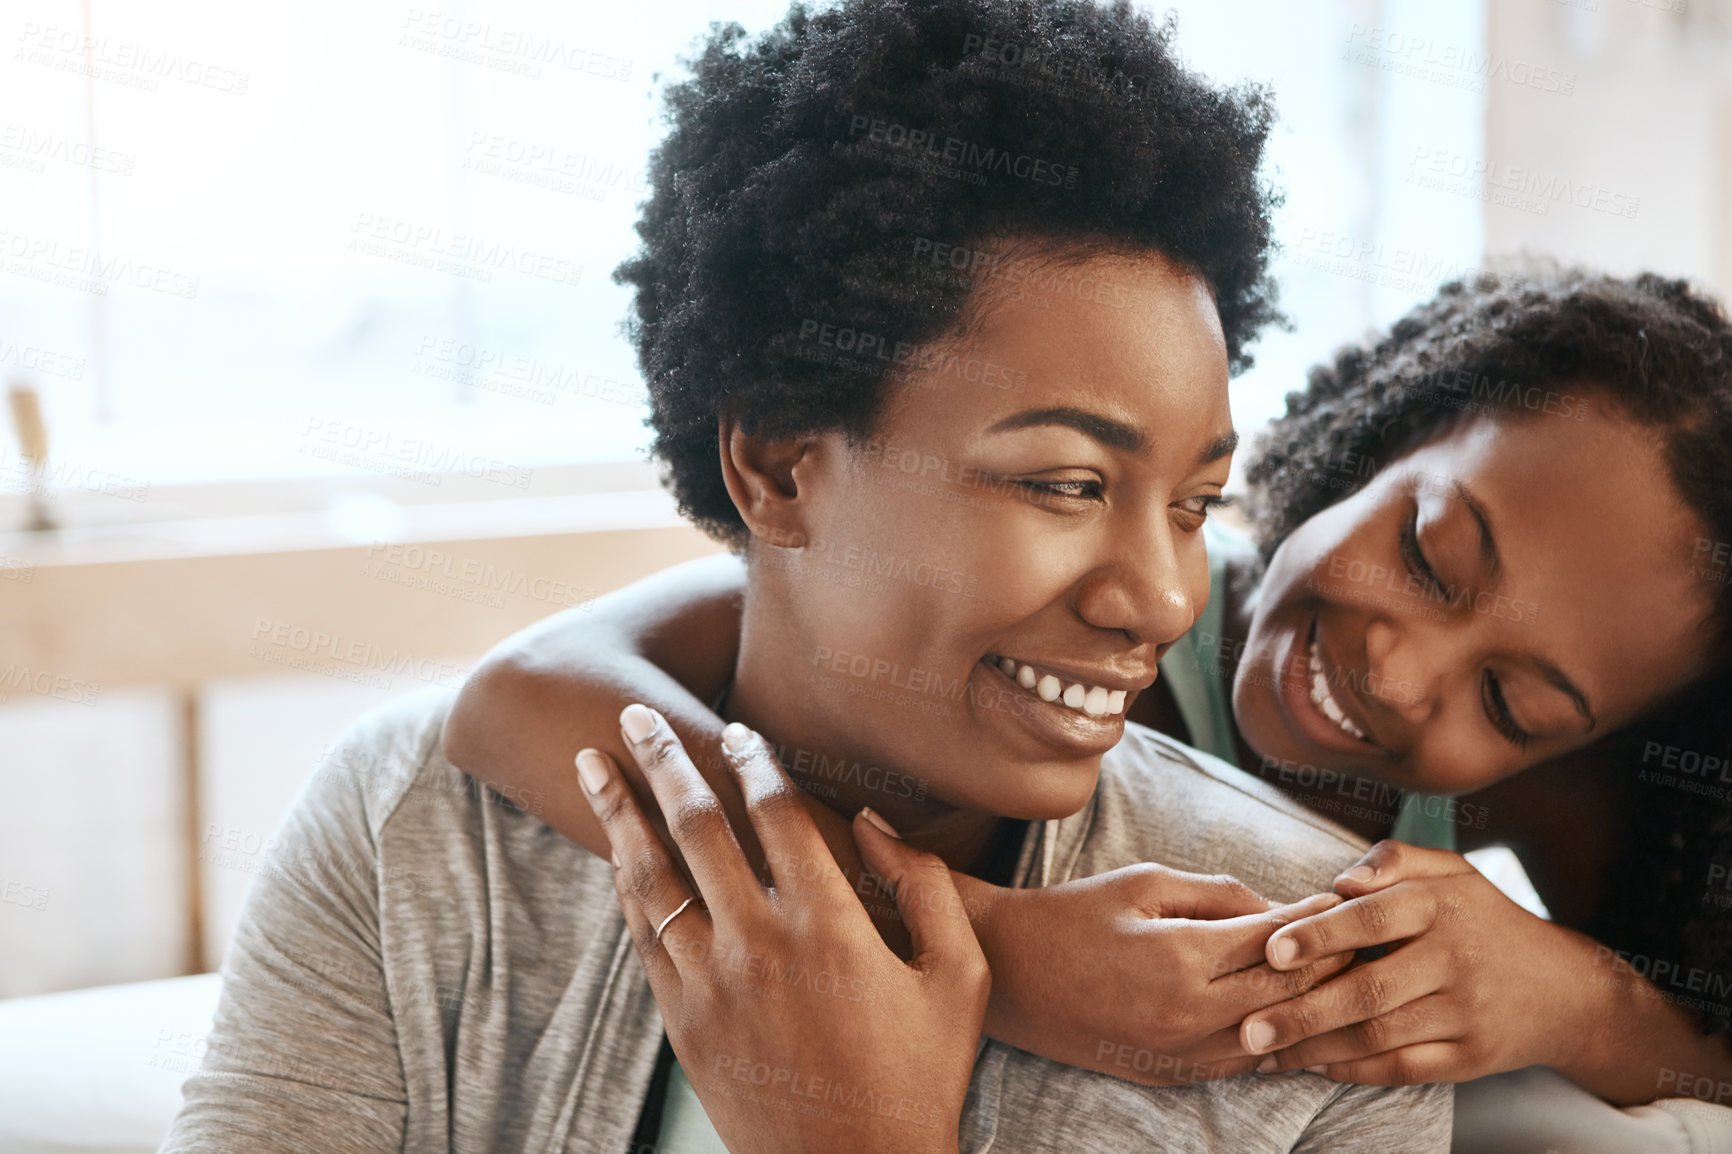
left=984, top=406, right=1145, bottom=451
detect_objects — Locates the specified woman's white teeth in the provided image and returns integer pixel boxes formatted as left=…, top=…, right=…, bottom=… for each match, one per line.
left=989, top=655, right=1127, bottom=717
left=1307, top=641, right=1366, bottom=740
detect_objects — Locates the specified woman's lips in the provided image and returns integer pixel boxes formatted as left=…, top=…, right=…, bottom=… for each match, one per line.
left=972, top=656, right=1128, bottom=756
left=984, top=653, right=1129, bottom=717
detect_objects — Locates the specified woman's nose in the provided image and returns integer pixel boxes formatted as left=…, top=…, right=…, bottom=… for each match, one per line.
left=1073, top=528, right=1202, bottom=648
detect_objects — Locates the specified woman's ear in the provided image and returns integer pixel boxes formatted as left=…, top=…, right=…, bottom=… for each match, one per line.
left=717, top=415, right=822, bottom=549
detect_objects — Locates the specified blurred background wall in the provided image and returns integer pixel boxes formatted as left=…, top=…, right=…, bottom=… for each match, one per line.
left=2, top=0, right=1728, bottom=997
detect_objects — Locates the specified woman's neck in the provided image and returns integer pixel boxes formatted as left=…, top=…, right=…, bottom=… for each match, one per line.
left=721, top=615, right=1011, bottom=878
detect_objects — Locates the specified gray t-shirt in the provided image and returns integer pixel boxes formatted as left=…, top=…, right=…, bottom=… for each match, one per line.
left=158, top=687, right=1451, bottom=1153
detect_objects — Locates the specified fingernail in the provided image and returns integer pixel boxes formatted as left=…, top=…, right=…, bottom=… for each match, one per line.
left=1244, top=1020, right=1276, bottom=1054
left=860, top=807, right=901, bottom=839
left=721, top=722, right=751, bottom=751
left=610, top=848, right=621, bottom=869
left=576, top=749, right=610, bottom=794
left=1255, top=1056, right=1278, bottom=1074
left=1305, top=1065, right=1328, bottom=1076
left=1269, top=934, right=1298, bottom=967
left=620, top=704, right=656, bottom=743
left=1341, top=864, right=1376, bottom=884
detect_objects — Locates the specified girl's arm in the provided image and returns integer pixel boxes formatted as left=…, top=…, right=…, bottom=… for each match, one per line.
left=443, top=553, right=818, bottom=876
left=442, top=556, right=1351, bottom=1085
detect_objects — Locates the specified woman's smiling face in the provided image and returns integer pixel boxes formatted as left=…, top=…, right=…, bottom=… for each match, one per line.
left=740, top=246, right=1235, bottom=822
left=1233, top=405, right=1720, bottom=795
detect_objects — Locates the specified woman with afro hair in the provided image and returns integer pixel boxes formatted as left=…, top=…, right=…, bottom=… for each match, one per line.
left=447, top=0, right=1732, bottom=1143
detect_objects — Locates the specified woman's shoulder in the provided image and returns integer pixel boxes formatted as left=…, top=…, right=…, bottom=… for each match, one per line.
left=1077, top=724, right=1367, bottom=902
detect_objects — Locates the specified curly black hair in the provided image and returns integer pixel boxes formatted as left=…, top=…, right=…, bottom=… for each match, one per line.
left=615, top=0, right=1284, bottom=544
left=1246, top=267, right=1732, bottom=1037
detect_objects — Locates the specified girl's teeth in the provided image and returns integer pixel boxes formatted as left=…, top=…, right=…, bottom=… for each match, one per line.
left=1307, top=641, right=1366, bottom=740
left=988, top=655, right=1128, bottom=717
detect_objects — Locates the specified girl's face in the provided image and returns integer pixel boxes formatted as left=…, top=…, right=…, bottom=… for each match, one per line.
left=1234, top=406, right=1719, bottom=795
left=745, top=248, right=1234, bottom=822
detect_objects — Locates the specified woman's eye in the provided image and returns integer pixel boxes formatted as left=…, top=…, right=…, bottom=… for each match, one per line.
left=1481, top=668, right=1536, bottom=751
left=1016, top=478, right=1103, bottom=501
left=1398, top=504, right=1446, bottom=599
left=1177, top=488, right=1233, bottom=526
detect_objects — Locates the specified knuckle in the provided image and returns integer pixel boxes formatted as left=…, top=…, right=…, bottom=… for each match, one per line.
left=1368, top=839, right=1405, bottom=868
left=642, top=733, right=685, bottom=773
left=589, top=781, right=631, bottom=825
left=1356, top=971, right=1393, bottom=1016
left=668, top=796, right=727, bottom=844
left=746, top=779, right=806, bottom=824
left=1385, top=1053, right=1420, bottom=1086
left=1353, top=895, right=1394, bottom=940
left=626, top=850, right=670, bottom=906
left=1352, top=1014, right=1390, bottom=1053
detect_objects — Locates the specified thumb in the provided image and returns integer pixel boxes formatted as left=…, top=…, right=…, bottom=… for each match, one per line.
left=1333, top=839, right=1473, bottom=897
left=853, top=808, right=986, bottom=980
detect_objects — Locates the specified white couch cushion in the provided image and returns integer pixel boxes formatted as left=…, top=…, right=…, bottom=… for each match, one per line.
left=0, top=974, right=220, bottom=1154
